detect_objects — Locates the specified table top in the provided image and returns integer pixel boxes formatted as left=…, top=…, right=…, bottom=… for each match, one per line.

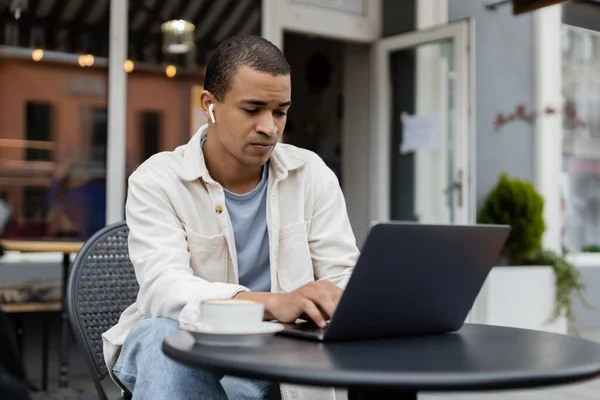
left=1, top=239, right=84, bottom=253
left=163, top=323, right=600, bottom=392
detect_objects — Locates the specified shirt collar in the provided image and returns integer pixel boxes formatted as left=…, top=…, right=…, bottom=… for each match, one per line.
left=178, top=125, right=307, bottom=182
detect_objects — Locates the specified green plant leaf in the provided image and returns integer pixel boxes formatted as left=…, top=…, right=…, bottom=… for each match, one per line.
left=582, top=245, right=600, bottom=253
left=478, top=173, right=590, bottom=329
left=477, top=173, right=545, bottom=265
left=523, top=249, right=592, bottom=327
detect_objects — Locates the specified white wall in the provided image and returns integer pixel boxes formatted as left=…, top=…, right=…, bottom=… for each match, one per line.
left=415, top=1, right=451, bottom=224
left=262, top=1, right=382, bottom=243
left=534, top=6, right=563, bottom=252
left=448, top=1, right=536, bottom=209
left=262, top=0, right=381, bottom=47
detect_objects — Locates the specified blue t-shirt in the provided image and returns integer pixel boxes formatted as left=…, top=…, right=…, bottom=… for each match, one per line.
left=201, top=138, right=271, bottom=292
left=224, top=166, right=271, bottom=292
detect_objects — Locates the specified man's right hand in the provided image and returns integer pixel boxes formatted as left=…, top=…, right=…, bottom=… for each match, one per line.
left=264, top=281, right=343, bottom=328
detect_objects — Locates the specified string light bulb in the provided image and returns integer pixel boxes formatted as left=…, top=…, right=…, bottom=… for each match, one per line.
left=165, top=64, right=177, bottom=78
left=83, top=54, right=94, bottom=67
left=77, top=54, right=94, bottom=67
left=31, top=48, right=44, bottom=62
left=124, top=59, right=134, bottom=73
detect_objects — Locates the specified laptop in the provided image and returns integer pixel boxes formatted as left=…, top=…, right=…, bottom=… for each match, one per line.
left=277, top=222, right=510, bottom=342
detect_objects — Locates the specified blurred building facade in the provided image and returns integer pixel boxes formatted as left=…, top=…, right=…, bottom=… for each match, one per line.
left=0, top=0, right=597, bottom=255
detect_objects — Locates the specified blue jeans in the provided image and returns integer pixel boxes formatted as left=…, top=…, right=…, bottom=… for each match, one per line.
left=113, top=317, right=272, bottom=400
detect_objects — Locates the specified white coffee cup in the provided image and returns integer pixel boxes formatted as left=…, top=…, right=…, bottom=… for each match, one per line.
left=198, top=299, right=264, bottom=333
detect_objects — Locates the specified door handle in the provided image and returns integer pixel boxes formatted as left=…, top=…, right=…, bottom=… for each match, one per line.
left=444, top=169, right=463, bottom=208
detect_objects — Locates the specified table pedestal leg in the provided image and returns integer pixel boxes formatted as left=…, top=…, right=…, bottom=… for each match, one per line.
left=59, top=253, right=70, bottom=388
left=348, top=389, right=418, bottom=400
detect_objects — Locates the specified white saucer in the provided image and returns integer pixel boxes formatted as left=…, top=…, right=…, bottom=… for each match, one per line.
left=184, top=322, right=285, bottom=347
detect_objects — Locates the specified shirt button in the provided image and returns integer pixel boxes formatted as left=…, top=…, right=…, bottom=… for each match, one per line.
left=215, top=204, right=223, bottom=214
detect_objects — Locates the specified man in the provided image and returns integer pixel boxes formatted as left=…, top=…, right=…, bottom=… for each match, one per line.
left=46, top=156, right=106, bottom=239
left=102, top=35, right=359, bottom=400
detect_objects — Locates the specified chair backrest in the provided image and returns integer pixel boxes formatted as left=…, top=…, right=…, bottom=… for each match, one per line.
left=67, top=221, right=138, bottom=398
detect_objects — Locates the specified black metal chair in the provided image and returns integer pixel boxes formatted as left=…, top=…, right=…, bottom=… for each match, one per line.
left=67, top=222, right=136, bottom=400
left=68, top=221, right=283, bottom=400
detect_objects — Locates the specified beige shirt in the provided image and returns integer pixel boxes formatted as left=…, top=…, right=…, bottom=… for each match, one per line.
left=102, top=125, right=360, bottom=400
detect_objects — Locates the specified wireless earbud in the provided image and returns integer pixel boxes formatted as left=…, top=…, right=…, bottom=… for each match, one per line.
left=208, top=103, right=216, bottom=124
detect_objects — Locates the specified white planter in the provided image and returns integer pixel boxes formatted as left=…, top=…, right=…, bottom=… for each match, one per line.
left=567, top=253, right=600, bottom=269
left=469, top=266, right=568, bottom=334
left=566, top=253, right=600, bottom=332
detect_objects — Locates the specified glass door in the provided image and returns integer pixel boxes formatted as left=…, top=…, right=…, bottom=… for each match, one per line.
left=370, top=19, right=474, bottom=225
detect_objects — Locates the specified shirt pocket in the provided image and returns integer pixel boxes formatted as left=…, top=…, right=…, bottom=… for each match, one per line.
left=278, top=221, right=314, bottom=292
left=183, top=225, right=228, bottom=283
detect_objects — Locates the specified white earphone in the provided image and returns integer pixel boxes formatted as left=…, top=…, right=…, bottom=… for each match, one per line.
left=208, top=103, right=216, bottom=124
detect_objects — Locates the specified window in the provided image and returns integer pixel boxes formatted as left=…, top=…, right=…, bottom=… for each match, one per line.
left=561, top=25, right=600, bottom=252
left=0, top=190, right=9, bottom=235
left=25, top=102, right=52, bottom=161
left=90, top=108, right=108, bottom=165
left=141, top=111, right=161, bottom=161
left=22, top=187, right=47, bottom=221
left=0, top=8, right=110, bottom=240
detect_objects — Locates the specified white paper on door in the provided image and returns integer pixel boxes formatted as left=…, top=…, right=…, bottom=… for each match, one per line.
left=400, top=113, right=438, bottom=154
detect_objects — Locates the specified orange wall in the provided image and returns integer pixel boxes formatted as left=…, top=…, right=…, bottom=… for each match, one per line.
left=126, top=73, right=189, bottom=168
left=0, top=58, right=203, bottom=221
left=0, top=59, right=202, bottom=162
left=0, top=61, right=107, bottom=161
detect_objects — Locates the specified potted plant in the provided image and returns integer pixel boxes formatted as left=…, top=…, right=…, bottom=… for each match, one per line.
left=582, top=245, right=600, bottom=253
left=472, top=173, right=588, bottom=333
left=565, top=244, right=600, bottom=269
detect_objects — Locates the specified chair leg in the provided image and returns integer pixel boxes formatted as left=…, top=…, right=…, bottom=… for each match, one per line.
left=58, top=252, right=71, bottom=388
left=12, top=313, right=40, bottom=393
left=41, top=314, right=50, bottom=391
left=15, top=313, right=24, bottom=357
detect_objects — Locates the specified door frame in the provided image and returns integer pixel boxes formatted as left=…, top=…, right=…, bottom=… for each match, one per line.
left=370, top=19, right=475, bottom=225
left=262, top=1, right=476, bottom=235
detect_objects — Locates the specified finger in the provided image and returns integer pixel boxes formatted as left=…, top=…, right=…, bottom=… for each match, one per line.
left=317, top=280, right=344, bottom=304
left=316, top=299, right=336, bottom=320
left=302, top=288, right=337, bottom=320
left=298, top=311, right=327, bottom=322
left=301, top=299, right=327, bottom=328
left=316, top=280, right=343, bottom=303
left=315, top=295, right=337, bottom=320
left=328, top=284, right=344, bottom=306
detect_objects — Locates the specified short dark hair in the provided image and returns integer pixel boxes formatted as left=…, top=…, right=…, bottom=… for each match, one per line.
left=204, top=35, right=291, bottom=102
